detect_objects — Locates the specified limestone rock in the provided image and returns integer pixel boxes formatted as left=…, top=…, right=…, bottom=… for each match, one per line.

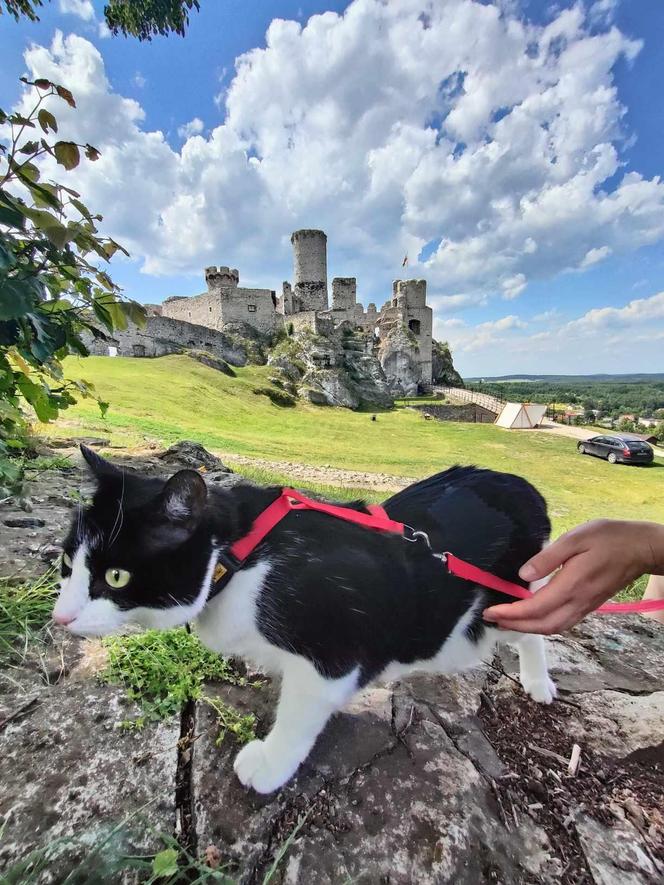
left=267, top=354, right=304, bottom=381
left=300, top=368, right=360, bottom=409
left=432, top=339, right=464, bottom=387
left=157, top=441, right=232, bottom=473
left=187, top=349, right=236, bottom=376
left=345, top=351, right=394, bottom=408
left=0, top=675, right=178, bottom=879
left=378, top=325, right=421, bottom=397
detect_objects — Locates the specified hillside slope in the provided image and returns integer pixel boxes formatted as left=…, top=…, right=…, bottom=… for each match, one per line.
left=51, top=354, right=664, bottom=533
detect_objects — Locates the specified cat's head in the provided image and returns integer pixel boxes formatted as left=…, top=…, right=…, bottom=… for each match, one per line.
left=53, top=446, right=218, bottom=637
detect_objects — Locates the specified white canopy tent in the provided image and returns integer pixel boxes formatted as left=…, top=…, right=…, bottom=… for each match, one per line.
left=495, top=402, right=547, bottom=429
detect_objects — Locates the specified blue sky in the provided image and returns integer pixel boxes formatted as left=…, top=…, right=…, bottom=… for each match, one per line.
left=3, top=0, right=664, bottom=375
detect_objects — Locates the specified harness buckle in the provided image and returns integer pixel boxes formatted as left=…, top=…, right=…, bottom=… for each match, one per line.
left=403, top=526, right=432, bottom=549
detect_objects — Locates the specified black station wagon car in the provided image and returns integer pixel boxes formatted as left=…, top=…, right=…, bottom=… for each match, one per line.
left=577, top=434, right=654, bottom=465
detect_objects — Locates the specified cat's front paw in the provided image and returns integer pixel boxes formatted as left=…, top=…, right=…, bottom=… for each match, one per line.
left=233, top=740, right=298, bottom=794
left=521, top=674, right=557, bottom=704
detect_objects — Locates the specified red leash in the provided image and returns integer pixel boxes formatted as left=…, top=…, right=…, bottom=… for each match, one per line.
left=227, top=489, right=664, bottom=615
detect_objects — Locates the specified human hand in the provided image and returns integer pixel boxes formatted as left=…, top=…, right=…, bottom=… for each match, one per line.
left=483, top=519, right=664, bottom=634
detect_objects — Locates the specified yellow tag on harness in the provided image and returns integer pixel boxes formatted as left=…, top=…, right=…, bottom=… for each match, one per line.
left=213, top=563, right=227, bottom=583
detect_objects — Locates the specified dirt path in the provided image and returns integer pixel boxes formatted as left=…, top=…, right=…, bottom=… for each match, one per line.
left=216, top=451, right=416, bottom=493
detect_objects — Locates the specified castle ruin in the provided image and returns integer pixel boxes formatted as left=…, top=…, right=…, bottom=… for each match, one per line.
left=160, top=229, right=433, bottom=390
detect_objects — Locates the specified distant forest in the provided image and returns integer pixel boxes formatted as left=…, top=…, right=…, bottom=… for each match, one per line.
left=466, top=378, right=664, bottom=417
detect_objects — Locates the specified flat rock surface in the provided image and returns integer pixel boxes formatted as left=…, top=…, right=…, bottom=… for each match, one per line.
left=0, top=660, right=179, bottom=881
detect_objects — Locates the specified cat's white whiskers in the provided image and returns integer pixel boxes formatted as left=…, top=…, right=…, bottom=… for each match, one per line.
left=108, top=472, right=126, bottom=549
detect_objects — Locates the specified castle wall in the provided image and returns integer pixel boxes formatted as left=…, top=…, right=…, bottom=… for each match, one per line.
left=332, top=277, right=357, bottom=311
left=162, top=288, right=277, bottom=334
left=80, top=315, right=247, bottom=365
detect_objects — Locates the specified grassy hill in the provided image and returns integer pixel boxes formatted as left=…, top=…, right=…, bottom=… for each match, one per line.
left=47, top=354, right=664, bottom=535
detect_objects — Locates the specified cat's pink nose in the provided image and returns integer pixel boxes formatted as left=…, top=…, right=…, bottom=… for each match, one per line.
left=54, top=612, right=76, bottom=626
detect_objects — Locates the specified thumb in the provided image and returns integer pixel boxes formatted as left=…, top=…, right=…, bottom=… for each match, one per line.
left=519, top=532, right=581, bottom=581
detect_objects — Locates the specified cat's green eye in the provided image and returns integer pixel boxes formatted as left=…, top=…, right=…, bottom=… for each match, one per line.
left=62, top=552, right=73, bottom=570
left=105, top=568, right=131, bottom=589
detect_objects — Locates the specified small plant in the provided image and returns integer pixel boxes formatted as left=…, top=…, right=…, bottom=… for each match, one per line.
left=101, top=627, right=257, bottom=739
left=0, top=569, right=58, bottom=663
left=203, top=694, right=256, bottom=746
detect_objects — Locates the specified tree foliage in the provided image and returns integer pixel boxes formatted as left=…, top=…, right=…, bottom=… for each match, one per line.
left=0, top=0, right=202, bottom=39
left=474, top=380, right=664, bottom=419
left=104, top=0, right=201, bottom=40
left=0, top=78, right=145, bottom=495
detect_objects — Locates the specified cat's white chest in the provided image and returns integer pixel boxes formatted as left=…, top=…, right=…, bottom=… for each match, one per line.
left=194, top=560, right=286, bottom=673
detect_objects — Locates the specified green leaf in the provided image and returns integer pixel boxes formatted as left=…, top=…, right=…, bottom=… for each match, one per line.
left=18, top=141, right=40, bottom=154
left=0, top=279, right=36, bottom=320
left=95, top=271, right=114, bottom=291
left=28, top=180, right=62, bottom=211
left=53, top=141, right=80, bottom=171
left=151, top=848, right=179, bottom=879
left=55, top=86, right=76, bottom=108
left=70, top=197, right=92, bottom=220
left=0, top=241, right=15, bottom=271
left=103, top=238, right=129, bottom=259
left=37, top=108, right=58, bottom=134
left=92, top=299, right=113, bottom=331
left=23, top=207, right=72, bottom=248
left=15, top=161, right=40, bottom=183
left=125, top=300, right=147, bottom=328
left=0, top=202, right=25, bottom=229
left=84, top=144, right=101, bottom=162
left=105, top=299, right=129, bottom=331
left=8, top=114, right=35, bottom=128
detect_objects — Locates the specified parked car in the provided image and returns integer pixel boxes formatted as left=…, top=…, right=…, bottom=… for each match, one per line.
left=577, top=434, right=654, bottom=465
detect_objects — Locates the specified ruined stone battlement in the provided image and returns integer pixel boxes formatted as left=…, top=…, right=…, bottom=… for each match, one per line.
left=391, top=279, right=427, bottom=308
left=205, top=266, right=240, bottom=290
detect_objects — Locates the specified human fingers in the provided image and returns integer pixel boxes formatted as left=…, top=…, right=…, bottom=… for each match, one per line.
left=483, top=565, right=580, bottom=625
left=484, top=600, right=581, bottom=635
left=518, top=529, right=589, bottom=581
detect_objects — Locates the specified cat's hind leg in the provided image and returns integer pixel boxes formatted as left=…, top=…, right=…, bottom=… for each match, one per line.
left=233, top=657, right=359, bottom=793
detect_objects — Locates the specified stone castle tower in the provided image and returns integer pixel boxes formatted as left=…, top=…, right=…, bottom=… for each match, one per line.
left=291, top=229, right=328, bottom=311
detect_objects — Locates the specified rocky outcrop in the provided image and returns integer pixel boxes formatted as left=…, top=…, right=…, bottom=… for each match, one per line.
left=432, top=339, right=464, bottom=387
left=187, top=349, right=236, bottom=377
left=300, top=368, right=361, bottom=409
left=157, top=440, right=232, bottom=473
left=269, top=329, right=393, bottom=409
left=378, top=324, right=421, bottom=397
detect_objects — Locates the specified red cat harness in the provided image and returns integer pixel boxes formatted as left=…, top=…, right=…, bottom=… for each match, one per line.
left=210, top=488, right=664, bottom=615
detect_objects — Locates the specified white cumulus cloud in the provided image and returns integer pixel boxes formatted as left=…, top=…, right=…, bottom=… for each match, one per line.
left=12, top=0, right=664, bottom=311
left=177, top=117, right=205, bottom=139
left=58, top=0, right=95, bottom=21
left=437, top=291, right=664, bottom=375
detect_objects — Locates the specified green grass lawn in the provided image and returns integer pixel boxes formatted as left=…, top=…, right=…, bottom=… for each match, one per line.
left=47, top=354, right=664, bottom=535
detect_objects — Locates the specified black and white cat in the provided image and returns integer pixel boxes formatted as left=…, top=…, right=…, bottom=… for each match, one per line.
left=54, top=446, right=556, bottom=794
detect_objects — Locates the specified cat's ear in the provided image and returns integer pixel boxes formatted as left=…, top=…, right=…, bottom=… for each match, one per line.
left=80, top=445, right=122, bottom=481
left=159, top=470, right=208, bottom=524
